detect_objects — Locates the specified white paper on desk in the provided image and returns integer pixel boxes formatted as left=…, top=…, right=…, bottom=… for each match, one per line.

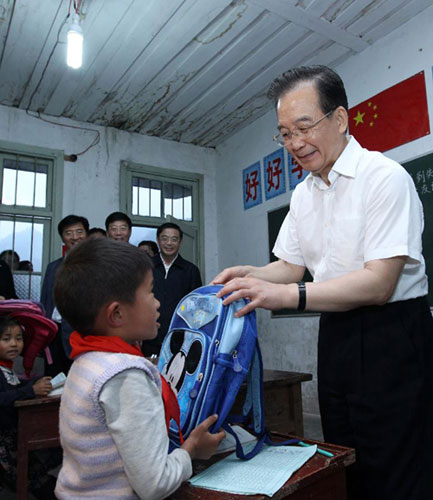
left=47, top=386, right=63, bottom=397
left=48, top=372, right=66, bottom=397
left=50, top=372, right=66, bottom=389
left=215, top=425, right=257, bottom=454
left=188, top=443, right=317, bottom=497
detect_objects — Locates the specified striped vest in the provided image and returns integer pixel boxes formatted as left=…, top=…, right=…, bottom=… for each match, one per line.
left=55, top=351, right=161, bottom=499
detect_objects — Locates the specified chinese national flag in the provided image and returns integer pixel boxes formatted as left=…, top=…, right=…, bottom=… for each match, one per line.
left=348, top=71, right=430, bottom=152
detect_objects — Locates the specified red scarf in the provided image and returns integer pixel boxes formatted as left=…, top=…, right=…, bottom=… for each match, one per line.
left=69, top=331, right=183, bottom=441
left=0, top=360, right=13, bottom=369
left=69, top=331, right=143, bottom=359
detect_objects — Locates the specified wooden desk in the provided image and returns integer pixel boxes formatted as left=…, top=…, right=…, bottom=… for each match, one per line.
left=170, top=434, right=356, bottom=500
left=233, top=370, right=312, bottom=436
left=13, top=370, right=312, bottom=499
left=15, top=396, right=61, bottom=500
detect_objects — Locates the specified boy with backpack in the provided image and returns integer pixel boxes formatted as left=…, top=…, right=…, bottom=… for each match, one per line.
left=53, top=237, right=225, bottom=499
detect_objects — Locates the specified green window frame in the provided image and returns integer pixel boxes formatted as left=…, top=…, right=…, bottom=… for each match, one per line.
left=120, top=160, right=204, bottom=271
left=0, top=140, right=64, bottom=299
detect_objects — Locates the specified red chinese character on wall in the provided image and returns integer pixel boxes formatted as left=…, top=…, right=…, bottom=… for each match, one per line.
left=266, top=157, right=282, bottom=191
left=245, top=170, right=259, bottom=201
left=291, top=159, right=303, bottom=180
left=243, top=161, right=262, bottom=210
left=288, top=152, right=308, bottom=190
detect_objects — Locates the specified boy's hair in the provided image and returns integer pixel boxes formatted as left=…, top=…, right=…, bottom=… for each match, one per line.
left=156, top=222, right=183, bottom=240
left=58, top=215, right=90, bottom=237
left=0, top=316, right=22, bottom=338
left=105, top=212, right=132, bottom=230
left=54, top=238, right=153, bottom=335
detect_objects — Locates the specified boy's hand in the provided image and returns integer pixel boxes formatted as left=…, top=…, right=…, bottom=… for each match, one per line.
left=33, top=376, right=53, bottom=396
left=181, top=414, right=226, bottom=460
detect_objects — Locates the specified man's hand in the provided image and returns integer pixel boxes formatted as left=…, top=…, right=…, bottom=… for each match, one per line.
left=216, top=278, right=292, bottom=317
left=33, top=376, right=52, bottom=396
left=212, top=266, right=252, bottom=285
left=181, top=414, right=226, bottom=460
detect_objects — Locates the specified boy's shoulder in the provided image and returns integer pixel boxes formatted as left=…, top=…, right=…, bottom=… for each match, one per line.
left=72, top=351, right=161, bottom=387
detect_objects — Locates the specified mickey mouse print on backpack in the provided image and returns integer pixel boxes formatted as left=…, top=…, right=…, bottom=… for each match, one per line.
left=158, top=285, right=297, bottom=459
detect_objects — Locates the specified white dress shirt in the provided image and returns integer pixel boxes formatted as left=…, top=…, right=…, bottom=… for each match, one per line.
left=273, top=136, right=428, bottom=302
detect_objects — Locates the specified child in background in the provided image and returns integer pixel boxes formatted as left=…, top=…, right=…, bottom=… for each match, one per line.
left=0, top=316, right=56, bottom=499
left=54, top=238, right=225, bottom=500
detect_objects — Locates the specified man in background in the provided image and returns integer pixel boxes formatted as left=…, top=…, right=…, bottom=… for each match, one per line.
left=141, top=222, right=202, bottom=356
left=138, top=240, right=158, bottom=257
left=105, top=212, right=132, bottom=243
left=41, top=214, right=89, bottom=373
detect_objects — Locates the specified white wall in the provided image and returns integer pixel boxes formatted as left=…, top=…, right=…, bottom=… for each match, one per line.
left=0, top=106, right=219, bottom=281
left=214, top=5, right=433, bottom=417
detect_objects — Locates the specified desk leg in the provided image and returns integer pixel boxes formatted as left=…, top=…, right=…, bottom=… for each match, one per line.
left=288, top=383, right=304, bottom=436
left=16, top=443, right=29, bottom=500
left=263, top=383, right=305, bottom=436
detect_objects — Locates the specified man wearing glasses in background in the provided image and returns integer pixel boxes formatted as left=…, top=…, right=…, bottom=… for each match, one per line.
left=141, top=222, right=202, bottom=357
left=214, top=66, right=433, bottom=500
left=105, top=211, right=132, bottom=243
left=41, top=214, right=89, bottom=374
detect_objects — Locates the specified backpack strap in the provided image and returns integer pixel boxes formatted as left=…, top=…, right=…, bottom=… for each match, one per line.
left=223, top=423, right=299, bottom=459
left=223, top=422, right=267, bottom=460
left=242, top=343, right=265, bottom=434
left=227, top=343, right=300, bottom=458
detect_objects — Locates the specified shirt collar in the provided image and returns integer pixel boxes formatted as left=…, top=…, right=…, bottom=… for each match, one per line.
left=161, top=253, right=178, bottom=265
left=310, top=136, right=362, bottom=189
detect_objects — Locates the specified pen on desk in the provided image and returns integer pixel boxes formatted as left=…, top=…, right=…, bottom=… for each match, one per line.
left=297, top=440, right=334, bottom=457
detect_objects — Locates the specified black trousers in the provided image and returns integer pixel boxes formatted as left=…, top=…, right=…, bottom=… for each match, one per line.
left=318, top=296, right=433, bottom=500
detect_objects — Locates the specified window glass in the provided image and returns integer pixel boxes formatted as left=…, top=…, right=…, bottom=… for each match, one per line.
left=0, top=149, right=56, bottom=301
left=132, top=176, right=193, bottom=221
left=132, top=177, right=163, bottom=217
left=0, top=219, right=44, bottom=273
left=0, top=220, right=14, bottom=251
left=14, top=275, right=41, bottom=302
left=1, top=158, right=48, bottom=208
left=130, top=226, right=158, bottom=247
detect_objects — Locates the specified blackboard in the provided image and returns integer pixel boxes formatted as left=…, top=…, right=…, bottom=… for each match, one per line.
left=403, top=153, right=433, bottom=305
left=267, top=204, right=314, bottom=316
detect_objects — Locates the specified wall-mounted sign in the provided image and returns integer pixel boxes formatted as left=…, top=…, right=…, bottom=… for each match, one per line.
left=242, top=161, right=262, bottom=210
left=288, top=153, right=309, bottom=190
left=264, top=148, right=286, bottom=200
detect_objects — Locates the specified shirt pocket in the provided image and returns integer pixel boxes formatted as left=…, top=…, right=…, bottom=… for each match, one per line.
left=331, top=217, right=365, bottom=270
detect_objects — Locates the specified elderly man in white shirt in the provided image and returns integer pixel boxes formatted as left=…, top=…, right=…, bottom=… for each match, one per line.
left=213, top=65, right=433, bottom=500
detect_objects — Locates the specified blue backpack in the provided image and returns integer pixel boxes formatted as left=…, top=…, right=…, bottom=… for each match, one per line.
left=158, top=284, right=296, bottom=459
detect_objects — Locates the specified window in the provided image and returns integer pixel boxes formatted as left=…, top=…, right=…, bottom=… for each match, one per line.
left=132, top=177, right=192, bottom=221
left=0, top=142, right=63, bottom=300
left=120, top=161, right=203, bottom=269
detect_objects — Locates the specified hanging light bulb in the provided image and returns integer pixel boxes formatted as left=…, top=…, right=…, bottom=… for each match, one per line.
left=67, top=13, right=83, bottom=69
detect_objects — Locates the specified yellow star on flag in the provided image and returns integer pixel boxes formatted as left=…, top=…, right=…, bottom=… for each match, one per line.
left=353, top=110, right=365, bottom=126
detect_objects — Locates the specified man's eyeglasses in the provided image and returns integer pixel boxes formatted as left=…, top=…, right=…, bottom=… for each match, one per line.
left=108, top=225, right=129, bottom=233
left=273, top=110, right=334, bottom=147
left=159, top=236, right=180, bottom=244
left=63, top=229, right=85, bottom=238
